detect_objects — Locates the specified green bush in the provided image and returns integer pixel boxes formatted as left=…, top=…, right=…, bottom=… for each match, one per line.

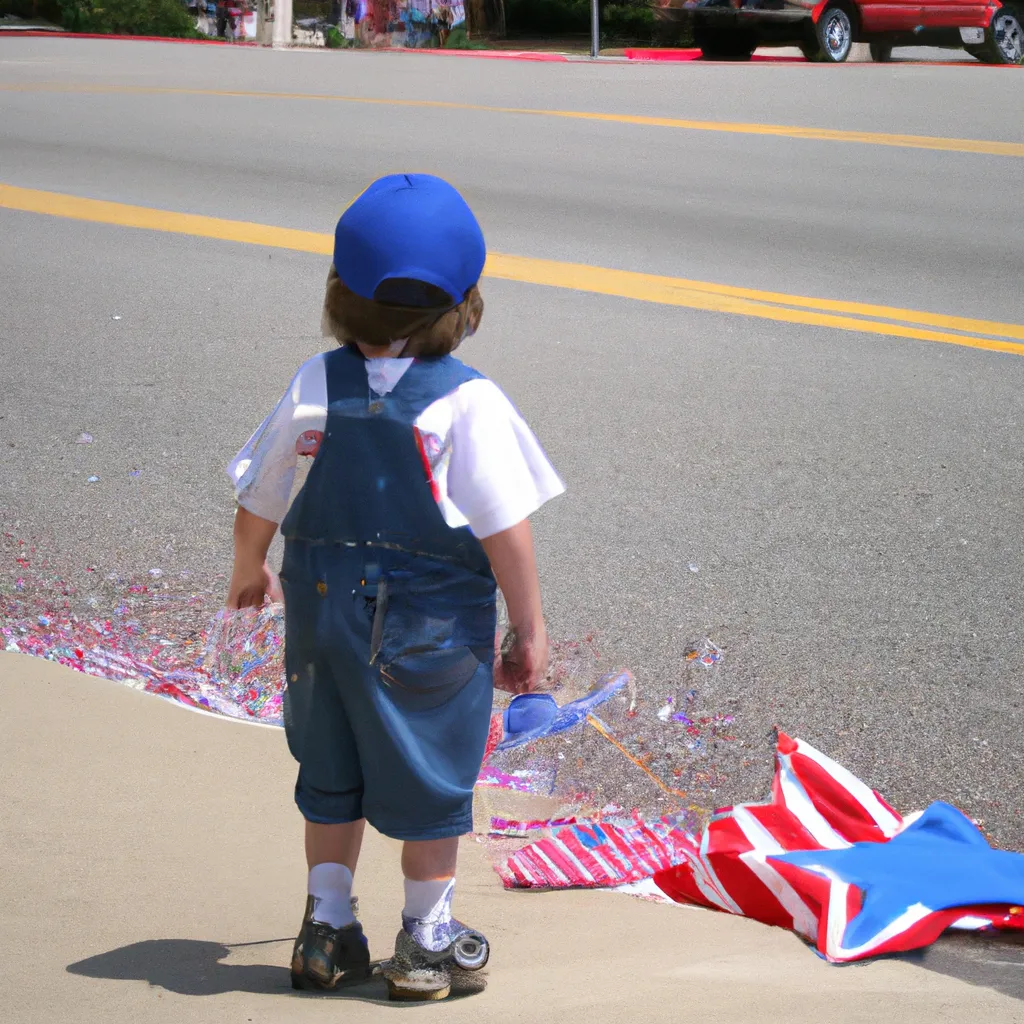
left=44, top=0, right=202, bottom=36
left=604, top=1, right=654, bottom=40
left=504, top=0, right=658, bottom=44
left=505, top=0, right=589, bottom=35
left=443, top=24, right=487, bottom=48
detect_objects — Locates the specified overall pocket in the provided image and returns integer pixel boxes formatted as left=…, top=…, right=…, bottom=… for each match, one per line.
left=369, top=579, right=489, bottom=712
left=379, top=646, right=484, bottom=712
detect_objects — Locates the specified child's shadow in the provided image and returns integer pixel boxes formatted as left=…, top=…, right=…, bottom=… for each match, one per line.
left=67, top=938, right=485, bottom=1003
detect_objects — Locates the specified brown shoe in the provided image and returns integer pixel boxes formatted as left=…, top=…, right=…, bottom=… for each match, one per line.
left=290, top=895, right=371, bottom=991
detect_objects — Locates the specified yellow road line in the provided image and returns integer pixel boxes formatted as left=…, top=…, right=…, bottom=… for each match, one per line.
left=0, top=182, right=332, bottom=255
left=3, top=182, right=1023, bottom=357
left=485, top=253, right=1024, bottom=344
left=3, top=82, right=1023, bottom=159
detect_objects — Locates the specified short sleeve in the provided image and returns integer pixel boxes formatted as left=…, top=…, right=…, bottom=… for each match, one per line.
left=226, top=354, right=329, bottom=524
left=446, top=378, right=565, bottom=539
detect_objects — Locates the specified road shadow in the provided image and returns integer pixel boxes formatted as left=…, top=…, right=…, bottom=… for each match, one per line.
left=899, top=931, right=1024, bottom=1002
left=807, top=930, right=1024, bottom=1002
left=66, top=937, right=486, bottom=1004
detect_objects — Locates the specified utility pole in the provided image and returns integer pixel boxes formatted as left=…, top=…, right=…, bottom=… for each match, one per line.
left=590, top=0, right=599, bottom=58
left=272, top=0, right=293, bottom=46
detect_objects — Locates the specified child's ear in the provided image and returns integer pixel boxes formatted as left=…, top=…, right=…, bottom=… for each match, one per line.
left=463, top=285, right=484, bottom=337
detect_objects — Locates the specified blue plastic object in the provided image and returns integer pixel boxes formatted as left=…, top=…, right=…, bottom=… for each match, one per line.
left=504, top=693, right=558, bottom=739
left=494, top=671, right=631, bottom=752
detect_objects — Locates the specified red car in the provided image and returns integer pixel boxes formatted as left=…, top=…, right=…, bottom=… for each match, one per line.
left=688, top=0, right=1024, bottom=62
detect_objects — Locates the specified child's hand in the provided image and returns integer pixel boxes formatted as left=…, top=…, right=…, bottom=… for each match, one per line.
left=227, top=506, right=281, bottom=610
left=494, top=623, right=549, bottom=694
left=226, top=560, right=282, bottom=609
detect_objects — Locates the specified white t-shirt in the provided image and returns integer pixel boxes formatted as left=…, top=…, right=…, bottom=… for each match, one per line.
left=227, top=350, right=565, bottom=540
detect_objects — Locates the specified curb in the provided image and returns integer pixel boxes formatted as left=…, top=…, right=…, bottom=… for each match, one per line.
left=0, top=29, right=253, bottom=45
left=2, top=33, right=995, bottom=65
left=377, top=46, right=570, bottom=60
left=0, top=29, right=566, bottom=57
left=624, top=47, right=805, bottom=62
left=0, top=32, right=783, bottom=61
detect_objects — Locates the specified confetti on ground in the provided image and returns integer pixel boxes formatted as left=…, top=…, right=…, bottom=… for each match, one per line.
left=684, top=637, right=724, bottom=668
left=1, top=538, right=285, bottom=723
left=1, top=536, right=742, bottom=864
left=488, top=816, right=579, bottom=838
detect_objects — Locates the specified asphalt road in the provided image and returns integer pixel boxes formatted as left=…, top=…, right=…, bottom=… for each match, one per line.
left=2, top=36, right=1024, bottom=1000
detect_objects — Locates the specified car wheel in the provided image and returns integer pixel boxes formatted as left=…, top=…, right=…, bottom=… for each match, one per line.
left=976, top=8, right=1024, bottom=64
left=814, top=3, right=854, bottom=62
left=695, top=23, right=756, bottom=60
left=869, top=41, right=893, bottom=61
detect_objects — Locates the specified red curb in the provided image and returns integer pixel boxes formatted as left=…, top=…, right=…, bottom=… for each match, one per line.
left=624, top=47, right=700, bottom=61
left=622, top=45, right=1018, bottom=66
left=624, top=46, right=805, bottom=62
left=3, top=33, right=1015, bottom=65
left=0, top=29, right=253, bottom=45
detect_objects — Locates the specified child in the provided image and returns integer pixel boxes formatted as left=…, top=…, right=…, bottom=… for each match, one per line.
left=225, top=173, right=564, bottom=1001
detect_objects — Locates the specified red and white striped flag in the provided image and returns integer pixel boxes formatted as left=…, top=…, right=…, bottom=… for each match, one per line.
left=497, top=814, right=694, bottom=891
left=495, top=731, right=1024, bottom=962
left=653, top=733, right=1024, bottom=961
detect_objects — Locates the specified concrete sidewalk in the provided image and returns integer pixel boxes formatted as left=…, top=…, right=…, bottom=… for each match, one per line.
left=0, top=653, right=1018, bottom=1023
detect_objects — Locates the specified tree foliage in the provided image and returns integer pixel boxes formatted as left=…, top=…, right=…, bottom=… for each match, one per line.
left=1, top=0, right=202, bottom=36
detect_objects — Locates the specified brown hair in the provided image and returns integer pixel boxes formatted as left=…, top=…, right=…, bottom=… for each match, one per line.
left=321, top=266, right=484, bottom=358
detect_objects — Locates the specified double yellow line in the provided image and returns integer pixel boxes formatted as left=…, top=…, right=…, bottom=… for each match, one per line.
left=3, top=82, right=1024, bottom=160
left=2, top=182, right=1023, bottom=357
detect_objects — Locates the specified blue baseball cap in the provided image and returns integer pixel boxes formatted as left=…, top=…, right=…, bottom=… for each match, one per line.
left=333, top=174, right=486, bottom=307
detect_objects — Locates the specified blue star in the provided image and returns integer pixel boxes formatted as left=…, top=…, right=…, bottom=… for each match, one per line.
left=771, top=802, right=1024, bottom=951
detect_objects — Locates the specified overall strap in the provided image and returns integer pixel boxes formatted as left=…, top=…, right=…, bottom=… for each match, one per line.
left=324, top=345, right=370, bottom=403
left=397, top=355, right=484, bottom=419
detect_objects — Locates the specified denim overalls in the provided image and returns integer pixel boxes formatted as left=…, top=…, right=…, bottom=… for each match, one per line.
left=279, top=346, right=497, bottom=841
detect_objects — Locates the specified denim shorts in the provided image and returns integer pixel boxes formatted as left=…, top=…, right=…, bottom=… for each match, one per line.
left=279, top=542, right=495, bottom=841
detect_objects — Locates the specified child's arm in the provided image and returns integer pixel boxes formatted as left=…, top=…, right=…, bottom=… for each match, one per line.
left=226, top=506, right=283, bottom=609
left=480, top=519, right=549, bottom=694
left=224, top=355, right=328, bottom=609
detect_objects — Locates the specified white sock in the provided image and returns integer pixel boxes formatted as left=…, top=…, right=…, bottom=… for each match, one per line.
left=308, top=862, right=355, bottom=929
left=403, top=877, right=454, bottom=922
left=402, top=878, right=456, bottom=950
